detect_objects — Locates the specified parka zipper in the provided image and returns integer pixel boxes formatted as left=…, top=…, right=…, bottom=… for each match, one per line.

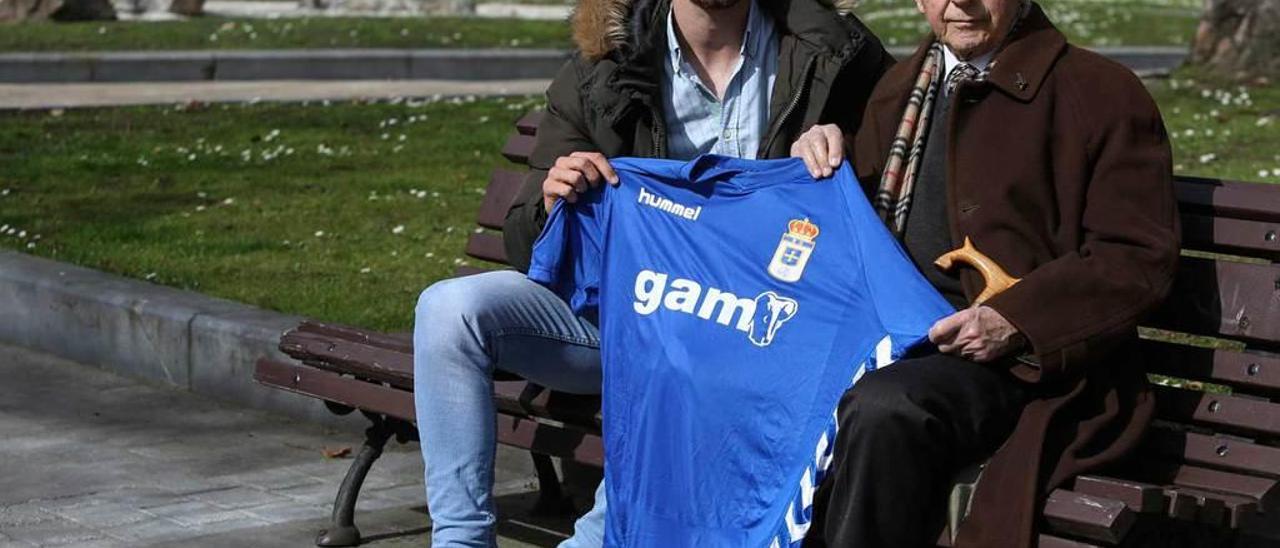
left=760, top=55, right=818, bottom=157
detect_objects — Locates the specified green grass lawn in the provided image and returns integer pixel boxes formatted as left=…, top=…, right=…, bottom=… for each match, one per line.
left=0, top=17, right=570, bottom=51
left=0, top=0, right=1201, bottom=52
left=0, top=95, right=545, bottom=330
left=1, top=70, right=1274, bottom=331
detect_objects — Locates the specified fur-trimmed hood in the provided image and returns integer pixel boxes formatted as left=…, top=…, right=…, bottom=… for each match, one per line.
left=571, top=0, right=862, bottom=60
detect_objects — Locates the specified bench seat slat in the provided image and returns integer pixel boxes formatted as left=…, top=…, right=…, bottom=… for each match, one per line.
left=1127, top=462, right=1279, bottom=505
left=1043, top=489, right=1135, bottom=545
left=1037, top=535, right=1101, bottom=548
left=1139, top=339, right=1280, bottom=395
left=291, top=320, right=413, bottom=354
left=279, top=331, right=414, bottom=388
left=255, top=358, right=416, bottom=422
left=1163, top=486, right=1259, bottom=528
left=477, top=169, right=527, bottom=230
left=1072, top=476, right=1165, bottom=513
left=495, top=414, right=604, bottom=467
left=493, top=380, right=602, bottom=431
left=1153, top=385, right=1280, bottom=438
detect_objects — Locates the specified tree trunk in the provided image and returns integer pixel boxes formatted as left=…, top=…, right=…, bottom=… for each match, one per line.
left=1190, top=0, right=1280, bottom=81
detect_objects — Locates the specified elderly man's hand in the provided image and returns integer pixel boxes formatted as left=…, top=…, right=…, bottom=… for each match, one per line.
left=929, top=306, right=1025, bottom=363
left=790, top=124, right=845, bottom=179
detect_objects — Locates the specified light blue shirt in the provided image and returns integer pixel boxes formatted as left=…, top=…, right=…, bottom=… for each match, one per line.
left=662, top=1, right=779, bottom=161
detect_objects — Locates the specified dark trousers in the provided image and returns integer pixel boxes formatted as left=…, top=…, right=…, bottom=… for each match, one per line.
left=805, top=352, right=1030, bottom=548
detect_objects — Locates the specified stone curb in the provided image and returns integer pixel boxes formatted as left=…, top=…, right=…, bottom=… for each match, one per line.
left=0, top=250, right=364, bottom=430
left=0, top=48, right=571, bottom=83
left=0, top=46, right=1186, bottom=84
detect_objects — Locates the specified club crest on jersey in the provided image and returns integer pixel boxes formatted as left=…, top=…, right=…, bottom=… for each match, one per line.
left=768, top=218, right=819, bottom=283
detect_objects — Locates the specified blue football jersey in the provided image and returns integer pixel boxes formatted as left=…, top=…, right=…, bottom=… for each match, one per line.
left=528, top=154, right=954, bottom=547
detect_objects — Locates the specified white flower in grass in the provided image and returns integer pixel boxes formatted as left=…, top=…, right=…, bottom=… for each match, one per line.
left=1, top=189, right=9, bottom=196
left=26, top=242, right=35, bottom=249
left=145, top=272, right=157, bottom=281
left=315, top=230, right=325, bottom=237
left=380, top=133, right=390, bottom=140
left=477, top=116, right=489, bottom=124
left=392, top=145, right=404, bottom=153
left=425, top=252, right=435, bottom=258
left=196, top=205, right=206, bottom=212
left=1258, top=117, right=1273, bottom=127
left=17, top=231, right=26, bottom=238
left=392, top=225, right=405, bottom=234
left=1199, top=153, right=1217, bottom=164
left=360, top=267, right=372, bottom=274
left=0, top=225, right=7, bottom=232
left=398, top=134, right=406, bottom=142
left=1259, top=170, right=1270, bottom=178
left=222, top=198, right=235, bottom=206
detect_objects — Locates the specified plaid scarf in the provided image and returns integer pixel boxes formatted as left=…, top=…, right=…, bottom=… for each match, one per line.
left=872, top=1, right=1030, bottom=237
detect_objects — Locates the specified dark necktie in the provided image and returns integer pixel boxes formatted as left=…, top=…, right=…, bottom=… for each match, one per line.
left=946, top=62, right=980, bottom=94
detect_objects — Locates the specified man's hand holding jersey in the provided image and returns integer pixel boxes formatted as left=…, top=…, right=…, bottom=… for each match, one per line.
left=790, top=125, right=1026, bottom=363
left=542, top=152, right=620, bottom=213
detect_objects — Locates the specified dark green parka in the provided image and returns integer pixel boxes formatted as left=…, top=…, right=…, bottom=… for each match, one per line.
left=503, top=0, right=894, bottom=271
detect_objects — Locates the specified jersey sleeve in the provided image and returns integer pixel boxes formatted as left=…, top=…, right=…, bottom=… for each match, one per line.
left=527, top=189, right=609, bottom=316
left=838, top=163, right=955, bottom=358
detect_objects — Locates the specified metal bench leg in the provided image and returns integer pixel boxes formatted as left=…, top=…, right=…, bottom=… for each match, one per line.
left=531, top=453, right=577, bottom=516
left=317, top=416, right=393, bottom=547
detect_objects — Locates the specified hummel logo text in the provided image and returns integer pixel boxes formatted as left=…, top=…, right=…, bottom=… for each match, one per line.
left=638, top=187, right=702, bottom=221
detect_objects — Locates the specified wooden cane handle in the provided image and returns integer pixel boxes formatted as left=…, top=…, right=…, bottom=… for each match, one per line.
left=934, top=237, right=1021, bottom=305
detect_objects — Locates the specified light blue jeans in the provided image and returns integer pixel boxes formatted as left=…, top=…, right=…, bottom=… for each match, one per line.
left=413, top=270, right=608, bottom=547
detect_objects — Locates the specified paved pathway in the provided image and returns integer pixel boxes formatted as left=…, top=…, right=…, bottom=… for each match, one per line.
left=0, top=342, right=583, bottom=547
left=0, top=79, right=550, bottom=110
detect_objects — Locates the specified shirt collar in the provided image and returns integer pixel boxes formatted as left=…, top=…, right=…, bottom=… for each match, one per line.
left=942, top=45, right=995, bottom=76
left=666, top=0, right=762, bottom=75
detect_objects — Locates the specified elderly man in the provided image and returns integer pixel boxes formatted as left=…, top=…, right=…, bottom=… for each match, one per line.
left=412, top=0, right=892, bottom=545
left=791, top=0, right=1179, bottom=546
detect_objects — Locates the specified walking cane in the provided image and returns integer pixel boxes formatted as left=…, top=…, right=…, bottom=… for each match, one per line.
left=934, top=237, right=1021, bottom=304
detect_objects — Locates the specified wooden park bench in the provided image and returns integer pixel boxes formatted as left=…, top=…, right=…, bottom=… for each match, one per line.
left=254, top=111, right=1280, bottom=547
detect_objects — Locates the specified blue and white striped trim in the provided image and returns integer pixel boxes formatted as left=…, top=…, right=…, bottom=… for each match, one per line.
left=769, top=335, right=898, bottom=548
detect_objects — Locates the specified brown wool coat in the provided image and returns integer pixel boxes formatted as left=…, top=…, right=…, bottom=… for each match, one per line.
left=851, top=5, right=1180, bottom=547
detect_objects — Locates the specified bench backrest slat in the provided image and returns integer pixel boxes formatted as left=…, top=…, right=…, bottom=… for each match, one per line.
left=465, top=232, right=509, bottom=264
left=477, top=169, right=527, bottom=230
left=1152, top=385, right=1280, bottom=439
left=1176, top=176, right=1280, bottom=224
left=1146, top=258, right=1280, bottom=348
left=516, top=111, right=544, bottom=136
left=1143, top=429, right=1280, bottom=479
left=502, top=133, right=537, bottom=165
left=1180, top=212, right=1280, bottom=260
left=1137, top=340, right=1280, bottom=394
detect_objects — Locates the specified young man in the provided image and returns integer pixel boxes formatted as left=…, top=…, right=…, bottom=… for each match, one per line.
left=792, top=0, right=1178, bottom=546
left=413, top=0, right=892, bottom=545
